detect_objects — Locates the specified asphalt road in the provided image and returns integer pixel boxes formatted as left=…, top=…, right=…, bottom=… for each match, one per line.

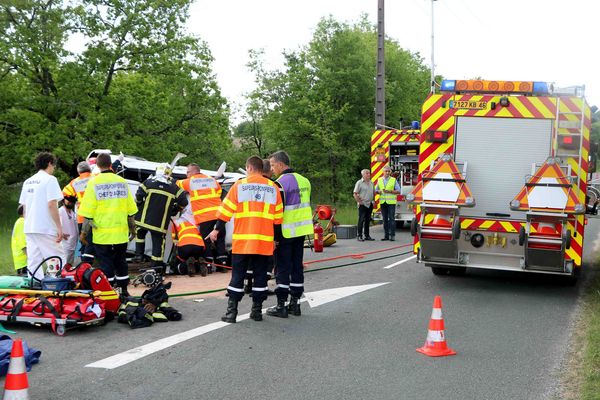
left=4, top=221, right=599, bottom=400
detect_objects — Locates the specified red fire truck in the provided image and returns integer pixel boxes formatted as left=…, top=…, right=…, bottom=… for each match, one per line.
left=407, top=79, right=595, bottom=282
left=371, top=125, right=420, bottom=227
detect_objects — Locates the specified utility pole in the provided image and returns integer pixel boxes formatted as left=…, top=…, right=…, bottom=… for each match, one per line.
left=375, top=0, right=385, bottom=128
left=430, top=0, right=437, bottom=93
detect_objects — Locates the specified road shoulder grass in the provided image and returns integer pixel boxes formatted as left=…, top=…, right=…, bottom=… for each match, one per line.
left=558, top=264, right=600, bottom=400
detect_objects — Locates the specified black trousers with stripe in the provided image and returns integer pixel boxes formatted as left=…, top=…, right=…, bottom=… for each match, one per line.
left=274, top=236, right=305, bottom=301
left=227, top=254, right=269, bottom=302
left=95, top=243, right=128, bottom=289
left=135, top=228, right=166, bottom=265
left=199, top=220, right=227, bottom=265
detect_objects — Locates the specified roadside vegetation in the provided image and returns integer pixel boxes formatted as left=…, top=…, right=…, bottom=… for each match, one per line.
left=581, top=269, right=600, bottom=399
left=559, top=261, right=600, bottom=400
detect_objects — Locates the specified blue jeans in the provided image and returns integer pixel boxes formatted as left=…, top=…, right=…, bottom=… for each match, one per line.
left=380, top=203, right=396, bottom=238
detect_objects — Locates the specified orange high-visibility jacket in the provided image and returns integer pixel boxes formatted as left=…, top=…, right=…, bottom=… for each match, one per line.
left=177, top=173, right=222, bottom=224
left=171, top=220, right=205, bottom=248
left=62, top=172, right=92, bottom=224
left=216, top=175, right=283, bottom=255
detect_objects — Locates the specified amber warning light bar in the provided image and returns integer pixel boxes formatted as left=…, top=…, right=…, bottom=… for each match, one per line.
left=441, top=80, right=550, bottom=95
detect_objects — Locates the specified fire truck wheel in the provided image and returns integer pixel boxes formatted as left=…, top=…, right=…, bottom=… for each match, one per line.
left=410, top=218, right=419, bottom=237
left=519, top=227, right=526, bottom=246
left=449, top=267, right=467, bottom=276
left=430, top=265, right=450, bottom=275
left=562, top=268, right=580, bottom=286
left=452, top=218, right=461, bottom=240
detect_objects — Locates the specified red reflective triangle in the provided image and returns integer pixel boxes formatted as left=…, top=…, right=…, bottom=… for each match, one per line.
left=510, top=160, right=582, bottom=214
left=408, top=156, right=475, bottom=206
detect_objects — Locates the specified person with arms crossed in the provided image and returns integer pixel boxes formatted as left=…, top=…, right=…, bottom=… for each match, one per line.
left=353, top=169, right=376, bottom=241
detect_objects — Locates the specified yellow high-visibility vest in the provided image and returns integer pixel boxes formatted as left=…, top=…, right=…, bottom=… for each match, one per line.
left=78, top=172, right=137, bottom=244
left=11, top=217, right=27, bottom=270
left=378, top=177, right=398, bottom=205
left=279, top=173, right=313, bottom=238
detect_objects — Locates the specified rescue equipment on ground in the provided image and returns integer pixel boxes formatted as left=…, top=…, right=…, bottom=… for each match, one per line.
left=131, top=268, right=164, bottom=288
left=416, top=295, right=456, bottom=357
left=313, top=223, right=324, bottom=253
left=60, top=262, right=120, bottom=314
left=306, top=205, right=337, bottom=249
left=0, top=291, right=105, bottom=336
left=117, top=282, right=181, bottom=329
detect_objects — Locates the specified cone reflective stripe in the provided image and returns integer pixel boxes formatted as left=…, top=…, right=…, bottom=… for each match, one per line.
left=416, top=296, right=456, bottom=357
left=3, top=338, right=29, bottom=400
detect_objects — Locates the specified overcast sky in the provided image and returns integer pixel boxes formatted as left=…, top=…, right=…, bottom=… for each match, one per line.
left=189, top=0, right=600, bottom=122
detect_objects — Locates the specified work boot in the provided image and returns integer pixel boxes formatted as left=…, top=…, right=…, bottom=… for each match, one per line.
left=250, top=301, right=263, bottom=321
left=221, top=297, right=239, bottom=323
left=266, top=299, right=288, bottom=318
left=288, top=296, right=301, bottom=316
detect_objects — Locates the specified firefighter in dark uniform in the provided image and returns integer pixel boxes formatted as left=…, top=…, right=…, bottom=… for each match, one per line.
left=134, top=164, right=188, bottom=272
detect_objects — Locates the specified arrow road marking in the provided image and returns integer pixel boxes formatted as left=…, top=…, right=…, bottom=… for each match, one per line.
left=384, top=255, right=416, bottom=269
left=86, top=282, right=390, bottom=370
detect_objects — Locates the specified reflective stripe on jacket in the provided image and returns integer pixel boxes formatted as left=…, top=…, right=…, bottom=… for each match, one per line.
left=135, top=177, right=187, bottom=233
left=78, top=172, right=137, bottom=245
left=177, top=174, right=222, bottom=224
left=377, top=177, right=398, bottom=205
left=277, top=172, right=313, bottom=238
left=216, top=175, right=283, bottom=255
left=172, top=220, right=204, bottom=247
left=63, top=172, right=92, bottom=224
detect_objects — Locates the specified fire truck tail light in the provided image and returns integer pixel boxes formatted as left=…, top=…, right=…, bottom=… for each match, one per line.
left=560, top=135, right=580, bottom=149
left=425, top=130, right=448, bottom=143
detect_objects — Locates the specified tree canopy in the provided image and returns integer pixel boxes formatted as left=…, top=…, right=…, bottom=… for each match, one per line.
left=0, top=0, right=230, bottom=185
left=237, top=17, right=431, bottom=203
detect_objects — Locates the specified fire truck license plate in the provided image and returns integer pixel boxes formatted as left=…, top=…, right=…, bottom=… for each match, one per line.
left=449, top=100, right=487, bottom=109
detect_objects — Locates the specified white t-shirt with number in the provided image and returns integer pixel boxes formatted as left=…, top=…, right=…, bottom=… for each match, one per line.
left=19, top=170, right=63, bottom=235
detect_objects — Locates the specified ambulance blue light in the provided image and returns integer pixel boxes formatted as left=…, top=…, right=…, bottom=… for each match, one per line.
left=532, top=82, right=549, bottom=94
left=440, top=80, right=456, bottom=92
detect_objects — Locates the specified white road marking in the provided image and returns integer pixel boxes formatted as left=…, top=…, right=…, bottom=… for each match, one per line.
left=86, top=282, right=390, bottom=370
left=384, top=255, right=416, bottom=269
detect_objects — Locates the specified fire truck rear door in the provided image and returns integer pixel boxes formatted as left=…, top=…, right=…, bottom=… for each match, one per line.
left=454, top=116, right=552, bottom=219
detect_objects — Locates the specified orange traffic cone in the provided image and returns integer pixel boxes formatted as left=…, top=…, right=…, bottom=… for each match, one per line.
left=416, top=295, right=456, bottom=357
left=2, top=338, right=29, bottom=400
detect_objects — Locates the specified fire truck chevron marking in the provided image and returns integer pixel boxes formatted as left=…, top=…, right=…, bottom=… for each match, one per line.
left=412, top=79, right=591, bottom=275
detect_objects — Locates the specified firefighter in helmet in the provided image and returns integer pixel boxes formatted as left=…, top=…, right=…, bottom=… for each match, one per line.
left=134, top=164, right=188, bottom=272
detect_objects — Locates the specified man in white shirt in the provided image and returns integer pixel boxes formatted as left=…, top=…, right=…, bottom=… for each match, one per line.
left=59, top=197, right=79, bottom=265
left=19, top=152, right=65, bottom=280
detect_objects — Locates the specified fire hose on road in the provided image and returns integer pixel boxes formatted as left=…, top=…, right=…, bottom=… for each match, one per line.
left=169, top=243, right=414, bottom=298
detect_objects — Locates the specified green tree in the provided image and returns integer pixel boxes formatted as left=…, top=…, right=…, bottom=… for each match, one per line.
left=240, top=16, right=430, bottom=203
left=0, top=0, right=230, bottom=185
